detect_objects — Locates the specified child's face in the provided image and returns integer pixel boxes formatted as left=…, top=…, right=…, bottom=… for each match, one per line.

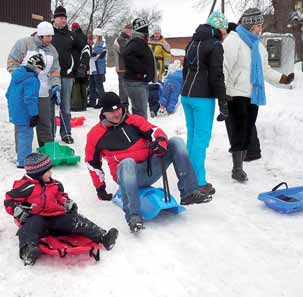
left=42, top=169, right=52, bottom=182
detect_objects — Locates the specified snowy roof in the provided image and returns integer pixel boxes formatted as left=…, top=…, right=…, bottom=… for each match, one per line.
left=171, top=48, right=185, bottom=56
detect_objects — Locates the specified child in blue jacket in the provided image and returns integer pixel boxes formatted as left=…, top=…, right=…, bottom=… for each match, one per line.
left=159, top=61, right=183, bottom=115
left=88, top=28, right=107, bottom=108
left=6, top=54, right=45, bottom=168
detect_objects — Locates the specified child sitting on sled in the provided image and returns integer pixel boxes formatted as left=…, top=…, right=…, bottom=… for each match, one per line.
left=4, top=153, right=118, bottom=266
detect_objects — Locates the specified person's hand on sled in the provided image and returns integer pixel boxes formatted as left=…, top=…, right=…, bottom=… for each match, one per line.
left=51, top=85, right=61, bottom=105
left=97, top=186, right=113, bottom=201
left=14, top=203, right=34, bottom=223
left=150, top=136, right=168, bottom=157
left=64, top=198, right=78, bottom=214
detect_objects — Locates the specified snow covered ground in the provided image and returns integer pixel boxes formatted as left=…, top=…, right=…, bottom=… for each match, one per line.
left=1, top=25, right=303, bottom=297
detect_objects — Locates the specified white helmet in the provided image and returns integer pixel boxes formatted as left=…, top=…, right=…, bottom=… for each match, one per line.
left=37, top=21, right=54, bottom=36
left=93, top=28, right=103, bottom=37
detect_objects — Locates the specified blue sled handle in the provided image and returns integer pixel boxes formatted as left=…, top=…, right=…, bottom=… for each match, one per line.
left=272, top=182, right=288, bottom=192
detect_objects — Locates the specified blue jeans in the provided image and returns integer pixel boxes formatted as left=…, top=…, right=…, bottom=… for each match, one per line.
left=125, top=80, right=148, bottom=118
left=51, top=77, right=73, bottom=139
left=181, top=97, right=215, bottom=186
left=15, top=125, right=33, bottom=167
left=116, top=137, right=198, bottom=222
left=89, top=74, right=105, bottom=105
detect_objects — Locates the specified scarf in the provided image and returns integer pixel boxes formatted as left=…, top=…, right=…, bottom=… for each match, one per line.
left=236, top=25, right=266, bottom=106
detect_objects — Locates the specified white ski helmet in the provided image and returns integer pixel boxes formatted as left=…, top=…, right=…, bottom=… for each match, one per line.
left=93, top=28, right=103, bottom=37
left=37, top=21, right=54, bottom=36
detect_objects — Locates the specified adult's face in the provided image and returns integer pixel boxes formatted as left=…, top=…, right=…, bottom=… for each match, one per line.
left=54, top=16, right=67, bottom=29
left=250, top=24, right=263, bottom=36
left=40, top=35, right=53, bottom=45
left=124, top=28, right=133, bottom=37
left=218, top=28, right=228, bottom=40
left=103, top=108, right=123, bottom=124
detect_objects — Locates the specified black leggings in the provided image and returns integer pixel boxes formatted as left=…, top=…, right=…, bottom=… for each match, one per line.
left=18, top=213, right=105, bottom=249
left=227, top=97, right=259, bottom=152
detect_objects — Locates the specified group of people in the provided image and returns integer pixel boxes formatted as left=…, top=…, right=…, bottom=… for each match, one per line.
left=4, top=6, right=296, bottom=266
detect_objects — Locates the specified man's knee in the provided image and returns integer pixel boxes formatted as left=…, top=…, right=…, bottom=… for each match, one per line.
left=117, top=158, right=137, bottom=177
left=168, top=136, right=186, bottom=152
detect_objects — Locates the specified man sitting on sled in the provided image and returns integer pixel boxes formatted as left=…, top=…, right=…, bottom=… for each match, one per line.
left=85, top=92, right=212, bottom=233
left=4, top=153, right=118, bottom=266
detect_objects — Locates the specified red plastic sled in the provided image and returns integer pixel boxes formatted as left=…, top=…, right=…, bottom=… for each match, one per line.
left=38, top=234, right=101, bottom=261
left=56, top=116, right=86, bottom=127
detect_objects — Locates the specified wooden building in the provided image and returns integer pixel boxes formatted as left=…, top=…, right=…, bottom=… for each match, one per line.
left=0, top=0, right=51, bottom=28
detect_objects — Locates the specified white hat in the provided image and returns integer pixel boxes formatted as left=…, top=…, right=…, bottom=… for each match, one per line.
left=37, top=21, right=54, bottom=36
left=93, top=28, right=103, bottom=37
left=153, top=25, right=161, bottom=34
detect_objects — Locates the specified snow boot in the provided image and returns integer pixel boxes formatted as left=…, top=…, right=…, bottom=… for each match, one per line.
left=180, top=191, right=212, bottom=206
left=128, top=215, right=144, bottom=233
left=232, top=151, right=248, bottom=182
left=199, top=183, right=216, bottom=195
left=101, top=228, right=119, bottom=250
left=20, top=243, right=42, bottom=266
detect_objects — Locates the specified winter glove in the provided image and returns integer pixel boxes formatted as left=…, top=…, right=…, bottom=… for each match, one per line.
left=150, top=136, right=168, bottom=156
left=97, top=186, right=113, bottom=201
left=13, top=203, right=33, bottom=223
left=29, top=115, right=39, bottom=127
left=279, top=73, right=295, bottom=85
left=76, top=63, right=87, bottom=78
left=216, top=100, right=229, bottom=122
left=64, top=199, right=78, bottom=214
left=51, top=85, right=61, bottom=105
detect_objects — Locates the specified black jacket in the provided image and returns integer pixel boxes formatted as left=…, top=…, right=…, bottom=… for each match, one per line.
left=123, top=35, right=155, bottom=83
left=52, top=26, right=90, bottom=78
left=181, top=24, right=226, bottom=101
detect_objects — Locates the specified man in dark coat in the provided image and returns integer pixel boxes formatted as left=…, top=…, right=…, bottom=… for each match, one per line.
left=124, top=18, right=156, bottom=118
left=70, top=22, right=89, bottom=112
left=51, top=6, right=90, bottom=144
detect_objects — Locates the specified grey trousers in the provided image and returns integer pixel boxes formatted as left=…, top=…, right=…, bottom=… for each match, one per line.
left=125, top=80, right=149, bottom=119
left=118, top=73, right=129, bottom=107
left=36, top=97, right=53, bottom=147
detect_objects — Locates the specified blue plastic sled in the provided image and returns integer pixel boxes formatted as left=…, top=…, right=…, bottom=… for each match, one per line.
left=258, top=182, right=303, bottom=214
left=112, top=186, right=185, bottom=221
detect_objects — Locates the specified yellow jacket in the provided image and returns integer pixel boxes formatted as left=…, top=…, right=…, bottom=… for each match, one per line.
left=149, top=36, right=171, bottom=80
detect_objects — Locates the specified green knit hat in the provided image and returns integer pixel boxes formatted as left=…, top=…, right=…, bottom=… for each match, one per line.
left=207, top=11, right=228, bottom=29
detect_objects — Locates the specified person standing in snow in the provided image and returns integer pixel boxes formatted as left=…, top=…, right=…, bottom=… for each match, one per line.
left=181, top=11, right=229, bottom=196
left=7, top=21, right=61, bottom=148
left=148, top=25, right=171, bottom=81
left=85, top=92, right=211, bottom=233
left=224, top=22, right=262, bottom=162
left=51, top=5, right=90, bottom=144
left=113, top=23, right=133, bottom=110
left=70, top=22, right=89, bottom=112
left=4, top=153, right=118, bottom=266
left=223, top=8, right=294, bottom=182
left=88, top=28, right=107, bottom=108
left=6, top=54, right=45, bottom=168
left=124, top=18, right=156, bottom=119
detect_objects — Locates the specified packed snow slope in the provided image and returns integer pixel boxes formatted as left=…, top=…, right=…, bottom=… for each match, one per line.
left=1, top=41, right=303, bottom=297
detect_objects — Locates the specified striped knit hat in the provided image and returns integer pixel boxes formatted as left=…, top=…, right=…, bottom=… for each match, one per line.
left=240, top=8, right=264, bottom=31
left=25, top=153, right=52, bottom=179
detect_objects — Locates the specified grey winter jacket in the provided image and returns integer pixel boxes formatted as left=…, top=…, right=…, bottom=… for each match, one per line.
left=113, top=32, right=130, bottom=72
left=7, top=35, right=61, bottom=97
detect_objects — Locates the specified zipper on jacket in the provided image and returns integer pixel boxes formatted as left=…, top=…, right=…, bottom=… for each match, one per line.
left=187, top=41, right=201, bottom=96
left=121, top=127, right=131, bottom=143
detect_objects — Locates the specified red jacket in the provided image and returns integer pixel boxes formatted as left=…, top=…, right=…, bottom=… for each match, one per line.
left=85, top=113, right=168, bottom=190
left=4, top=176, right=69, bottom=217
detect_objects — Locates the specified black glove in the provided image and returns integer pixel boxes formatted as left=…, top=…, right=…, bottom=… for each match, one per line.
left=29, top=115, right=39, bottom=127
left=279, top=73, right=295, bottom=84
left=13, top=203, right=33, bottom=223
left=97, top=186, right=113, bottom=201
left=64, top=199, right=78, bottom=214
left=216, top=100, right=229, bottom=122
left=76, top=63, right=87, bottom=78
left=150, top=136, right=168, bottom=156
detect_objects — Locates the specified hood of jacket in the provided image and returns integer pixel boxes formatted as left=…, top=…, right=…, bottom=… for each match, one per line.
left=12, top=66, right=37, bottom=84
left=192, top=24, right=215, bottom=42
